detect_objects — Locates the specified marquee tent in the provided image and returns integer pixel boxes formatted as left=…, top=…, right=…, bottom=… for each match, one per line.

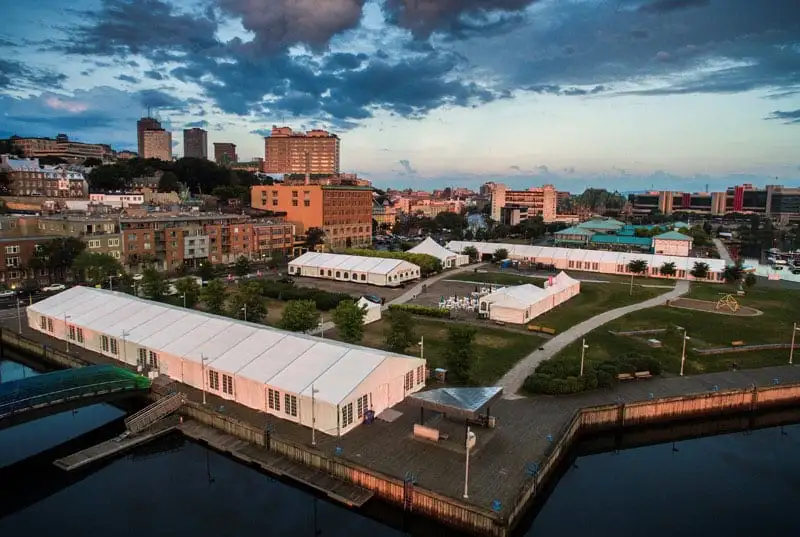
left=27, top=286, right=426, bottom=437
left=478, top=271, right=580, bottom=324
left=289, top=252, right=421, bottom=287
left=357, top=297, right=383, bottom=325
left=407, top=237, right=469, bottom=268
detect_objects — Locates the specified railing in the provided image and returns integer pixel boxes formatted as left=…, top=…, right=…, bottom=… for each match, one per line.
left=125, top=392, right=184, bottom=434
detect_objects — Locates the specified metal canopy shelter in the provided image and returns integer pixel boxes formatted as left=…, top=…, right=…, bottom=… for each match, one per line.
left=410, top=387, right=503, bottom=422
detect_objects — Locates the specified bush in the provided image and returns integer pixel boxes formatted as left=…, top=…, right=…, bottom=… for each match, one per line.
left=343, top=248, right=442, bottom=276
left=252, top=280, right=353, bottom=311
left=523, top=352, right=660, bottom=395
left=388, top=304, right=450, bottom=318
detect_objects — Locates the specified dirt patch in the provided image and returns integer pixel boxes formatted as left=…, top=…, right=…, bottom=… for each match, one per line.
left=669, top=298, right=762, bottom=316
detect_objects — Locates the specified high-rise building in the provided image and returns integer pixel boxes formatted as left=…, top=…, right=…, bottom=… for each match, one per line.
left=214, top=142, right=237, bottom=165
left=6, top=134, right=115, bottom=162
left=142, top=129, right=172, bottom=161
left=490, top=184, right=558, bottom=222
left=264, top=126, right=340, bottom=175
left=137, top=117, right=162, bottom=157
left=183, top=128, right=208, bottom=159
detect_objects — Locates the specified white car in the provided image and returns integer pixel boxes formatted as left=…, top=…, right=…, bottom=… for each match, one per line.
left=42, top=284, right=66, bottom=292
left=0, top=289, right=15, bottom=298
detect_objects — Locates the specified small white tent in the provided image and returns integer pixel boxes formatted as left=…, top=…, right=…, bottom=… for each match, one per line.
left=357, top=297, right=382, bottom=325
left=478, top=272, right=581, bottom=324
left=407, top=237, right=469, bottom=268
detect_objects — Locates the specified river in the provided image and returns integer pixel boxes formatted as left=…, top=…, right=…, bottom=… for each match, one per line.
left=1, top=359, right=798, bottom=537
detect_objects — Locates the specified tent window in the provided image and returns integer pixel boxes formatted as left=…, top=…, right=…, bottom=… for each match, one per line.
left=222, top=374, right=234, bottom=395
left=342, top=402, right=354, bottom=427
left=343, top=272, right=349, bottom=279
left=68, top=325, right=76, bottom=341
left=416, top=366, right=424, bottom=385
left=404, top=371, right=414, bottom=391
left=351, top=272, right=357, bottom=280
left=284, top=394, right=298, bottom=417
left=335, top=271, right=341, bottom=278
left=110, top=338, right=118, bottom=355
left=101, top=335, right=110, bottom=352
left=327, top=270, right=332, bottom=276
left=148, top=351, right=159, bottom=368
left=356, top=395, right=368, bottom=418
left=320, top=269, right=324, bottom=276
left=360, top=274, right=366, bottom=281
left=39, top=316, right=47, bottom=330
left=77, top=328, right=84, bottom=343
left=137, top=348, right=147, bottom=367
left=268, top=388, right=281, bottom=411
left=47, top=318, right=53, bottom=332
left=209, top=370, right=220, bottom=391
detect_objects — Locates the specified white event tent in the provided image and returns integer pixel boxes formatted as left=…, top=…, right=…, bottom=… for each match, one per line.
left=478, top=271, right=581, bottom=324
left=27, top=287, right=426, bottom=437
left=357, top=297, right=382, bottom=325
left=407, top=237, right=469, bottom=268
left=289, top=252, right=421, bottom=287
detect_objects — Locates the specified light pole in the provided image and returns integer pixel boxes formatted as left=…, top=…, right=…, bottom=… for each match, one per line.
left=108, top=274, right=117, bottom=291
left=16, top=298, right=22, bottom=333
left=677, top=326, right=690, bottom=377
left=318, top=315, right=325, bottom=339
left=241, top=304, right=247, bottom=322
left=790, top=322, right=800, bottom=365
left=311, top=384, right=319, bottom=446
left=181, top=294, right=187, bottom=308
left=419, top=336, right=425, bottom=360
left=463, top=427, right=476, bottom=499
left=201, top=354, right=209, bottom=405
left=64, top=313, right=71, bottom=352
left=580, top=338, right=589, bottom=376
left=122, top=329, right=130, bottom=365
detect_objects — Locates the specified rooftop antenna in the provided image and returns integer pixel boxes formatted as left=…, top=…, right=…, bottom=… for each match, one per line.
left=147, top=105, right=152, bottom=119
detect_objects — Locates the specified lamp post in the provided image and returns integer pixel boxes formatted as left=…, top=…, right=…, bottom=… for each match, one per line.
left=108, top=274, right=118, bottom=291
left=311, top=383, right=319, bottom=446
left=463, top=427, right=476, bottom=499
left=318, top=315, right=325, bottom=339
left=241, top=304, right=247, bottom=322
left=201, top=354, right=209, bottom=405
left=16, top=298, right=22, bottom=333
left=580, top=338, right=589, bottom=377
left=790, top=322, right=800, bottom=365
left=677, top=326, right=690, bottom=377
left=418, top=336, right=425, bottom=361
left=181, top=294, right=187, bottom=308
left=64, top=314, right=71, bottom=352
left=121, top=329, right=130, bottom=366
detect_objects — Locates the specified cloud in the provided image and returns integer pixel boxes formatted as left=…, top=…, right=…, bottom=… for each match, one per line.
left=143, top=70, right=165, bottom=81
left=136, top=89, right=192, bottom=113
left=0, top=59, right=67, bottom=91
left=509, top=165, right=520, bottom=171
left=637, top=0, right=710, bottom=13
left=765, top=109, right=800, bottom=125
left=116, top=74, right=139, bottom=83
left=399, top=159, right=417, bottom=174
left=250, top=129, right=272, bottom=137
left=563, top=167, right=576, bottom=174
left=527, top=84, right=608, bottom=96
left=184, top=120, right=209, bottom=129
left=536, top=165, right=549, bottom=174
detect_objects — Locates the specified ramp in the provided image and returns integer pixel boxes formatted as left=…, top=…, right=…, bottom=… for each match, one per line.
left=125, top=393, right=185, bottom=434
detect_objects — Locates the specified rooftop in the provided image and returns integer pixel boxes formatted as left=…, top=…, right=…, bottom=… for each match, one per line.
left=577, top=218, right=626, bottom=230
left=554, top=226, right=593, bottom=236
left=590, top=234, right=653, bottom=247
left=654, top=231, right=693, bottom=241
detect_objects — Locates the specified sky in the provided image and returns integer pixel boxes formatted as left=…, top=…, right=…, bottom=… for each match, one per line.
left=1, top=0, right=798, bottom=192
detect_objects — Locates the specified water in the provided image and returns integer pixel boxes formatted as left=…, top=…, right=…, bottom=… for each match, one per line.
left=1, top=358, right=799, bottom=537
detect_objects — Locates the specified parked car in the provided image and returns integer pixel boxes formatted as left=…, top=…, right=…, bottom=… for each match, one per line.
left=42, top=284, right=66, bottom=292
left=0, top=289, right=15, bottom=298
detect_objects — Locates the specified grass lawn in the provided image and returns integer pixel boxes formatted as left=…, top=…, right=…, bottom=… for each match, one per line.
left=549, top=283, right=800, bottom=376
left=448, top=270, right=675, bottom=286
left=328, top=319, right=544, bottom=385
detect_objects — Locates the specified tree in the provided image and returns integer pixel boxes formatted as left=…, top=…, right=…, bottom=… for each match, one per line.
left=494, top=248, right=509, bottom=262
left=722, top=262, right=743, bottom=284
left=228, top=282, right=267, bottom=323
left=141, top=268, right=169, bottom=300
left=462, top=246, right=479, bottom=262
left=280, top=299, right=319, bottom=332
left=444, top=325, right=477, bottom=384
left=267, top=250, right=283, bottom=269
left=659, top=262, right=677, bottom=277
left=690, top=261, right=710, bottom=279
left=72, top=252, right=122, bottom=283
left=744, top=273, right=757, bottom=288
left=83, top=157, right=103, bottom=167
left=384, top=309, right=417, bottom=353
left=174, top=277, right=201, bottom=308
left=0, top=171, right=12, bottom=195
left=158, top=171, right=181, bottom=192
left=30, top=237, right=87, bottom=280
left=305, top=227, right=325, bottom=250
left=331, top=299, right=366, bottom=343
left=234, top=255, right=251, bottom=277
left=627, top=259, right=648, bottom=276
left=197, top=261, right=215, bottom=282
left=201, top=279, right=227, bottom=314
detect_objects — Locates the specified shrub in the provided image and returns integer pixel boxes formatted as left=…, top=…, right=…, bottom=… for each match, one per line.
left=252, top=280, right=353, bottom=311
left=388, top=304, right=450, bottom=318
left=343, top=248, right=442, bottom=276
left=523, top=353, right=660, bottom=395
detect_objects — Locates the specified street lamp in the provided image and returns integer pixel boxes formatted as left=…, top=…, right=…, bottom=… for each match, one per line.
left=241, top=304, right=247, bottom=322
left=318, top=315, right=325, bottom=339
left=64, top=314, right=71, bottom=352
left=789, top=322, right=800, bottom=365
left=580, top=338, right=589, bottom=376
left=311, top=383, right=319, bottom=446
left=201, top=354, right=209, bottom=405
left=418, top=336, right=425, bottom=360
left=122, top=329, right=130, bottom=366
left=16, top=298, right=23, bottom=333
left=181, top=294, right=187, bottom=308
left=676, top=326, right=691, bottom=377
left=463, top=427, right=476, bottom=499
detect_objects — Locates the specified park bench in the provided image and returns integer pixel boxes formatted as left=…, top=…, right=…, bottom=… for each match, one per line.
left=634, top=371, right=653, bottom=380
left=731, top=340, right=745, bottom=347
left=617, top=373, right=635, bottom=381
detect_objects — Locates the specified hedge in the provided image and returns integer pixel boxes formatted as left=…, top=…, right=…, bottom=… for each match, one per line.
left=342, top=248, right=442, bottom=276
left=252, top=281, right=353, bottom=311
left=523, top=353, right=662, bottom=395
left=388, top=304, right=451, bottom=318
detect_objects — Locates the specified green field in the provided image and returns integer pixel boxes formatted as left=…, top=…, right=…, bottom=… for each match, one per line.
left=329, top=319, right=544, bottom=385
left=448, top=270, right=675, bottom=286
left=549, top=283, right=800, bottom=376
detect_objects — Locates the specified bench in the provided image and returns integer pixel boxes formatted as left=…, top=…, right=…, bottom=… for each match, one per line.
left=617, top=373, right=635, bottom=381
left=731, top=340, right=745, bottom=347
left=634, top=371, right=653, bottom=380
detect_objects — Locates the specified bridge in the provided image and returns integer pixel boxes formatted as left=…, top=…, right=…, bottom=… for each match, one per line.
left=0, top=365, right=151, bottom=430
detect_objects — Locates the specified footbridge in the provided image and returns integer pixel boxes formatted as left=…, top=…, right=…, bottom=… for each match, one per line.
left=0, top=365, right=151, bottom=430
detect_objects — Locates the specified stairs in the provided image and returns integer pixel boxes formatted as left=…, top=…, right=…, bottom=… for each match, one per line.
left=125, top=393, right=185, bottom=434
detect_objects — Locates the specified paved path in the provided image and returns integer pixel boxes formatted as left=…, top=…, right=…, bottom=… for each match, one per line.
left=496, top=279, right=692, bottom=397
left=713, top=238, right=735, bottom=265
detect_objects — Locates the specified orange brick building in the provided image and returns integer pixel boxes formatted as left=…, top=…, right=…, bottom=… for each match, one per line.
left=264, top=126, right=340, bottom=175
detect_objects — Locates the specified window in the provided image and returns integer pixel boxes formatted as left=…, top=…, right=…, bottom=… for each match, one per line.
left=5, top=256, right=20, bottom=267
left=102, top=335, right=110, bottom=352
left=292, top=190, right=298, bottom=197
left=110, top=338, right=118, bottom=355
left=342, top=402, right=354, bottom=427
left=209, top=370, right=220, bottom=390
left=416, top=365, right=424, bottom=385
left=39, top=316, right=47, bottom=330
left=77, top=328, right=84, bottom=343
left=222, top=374, right=234, bottom=395
left=404, top=371, right=414, bottom=391
left=292, top=200, right=298, bottom=206
left=268, top=388, right=281, bottom=411
left=137, top=348, right=147, bottom=367
left=319, top=269, right=324, bottom=276
left=47, top=318, right=53, bottom=333
left=356, top=395, right=368, bottom=419
left=4, top=245, right=19, bottom=254
left=272, top=199, right=278, bottom=206
left=304, top=200, right=310, bottom=207
left=360, top=274, right=366, bottom=281
left=284, top=394, right=298, bottom=417
left=88, top=240, right=101, bottom=248
left=68, top=325, right=76, bottom=341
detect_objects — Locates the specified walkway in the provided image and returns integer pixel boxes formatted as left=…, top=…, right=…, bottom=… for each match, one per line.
left=713, top=238, right=735, bottom=265
left=496, top=280, right=692, bottom=397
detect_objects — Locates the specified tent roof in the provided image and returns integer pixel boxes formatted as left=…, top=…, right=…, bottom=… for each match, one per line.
left=407, top=237, right=458, bottom=262
left=289, top=251, right=419, bottom=275
left=409, top=387, right=503, bottom=420
left=28, top=287, right=424, bottom=406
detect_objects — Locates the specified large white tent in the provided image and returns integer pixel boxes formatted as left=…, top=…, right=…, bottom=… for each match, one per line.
left=447, top=241, right=727, bottom=282
left=27, top=287, right=426, bottom=437
left=478, top=271, right=580, bottom=324
left=289, top=252, right=420, bottom=287
left=407, top=237, right=469, bottom=268
left=357, top=297, right=382, bottom=325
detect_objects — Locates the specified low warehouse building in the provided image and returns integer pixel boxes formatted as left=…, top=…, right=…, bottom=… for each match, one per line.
left=27, top=287, right=426, bottom=437
left=479, top=271, right=580, bottom=324
left=289, top=252, right=421, bottom=287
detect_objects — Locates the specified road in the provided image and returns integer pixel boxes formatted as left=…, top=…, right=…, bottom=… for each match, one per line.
left=496, top=279, right=692, bottom=398
left=713, top=238, right=735, bottom=265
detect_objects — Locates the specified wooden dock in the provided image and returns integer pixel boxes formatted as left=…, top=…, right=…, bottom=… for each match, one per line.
left=179, top=420, right=374, bottom=508
left=53, top=418, right=178, bottom=471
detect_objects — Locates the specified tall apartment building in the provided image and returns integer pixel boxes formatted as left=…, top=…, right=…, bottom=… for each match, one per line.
left=264, top=126, right=340, bottom=175
left=137, top=117, right=162, bottom=157
left=251, top=181, right=372, bottom=249
left=6, top=134, right=114, bottom=162
left=214, top=142, right=237, bottom=165
left=490, top=184, right=558, bottom=222
left=183, top=128, right=208, bottom=159
left=142, top=129, right=172, bottom=161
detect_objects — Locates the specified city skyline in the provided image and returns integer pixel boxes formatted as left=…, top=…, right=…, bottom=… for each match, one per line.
left=1, top=0, right=798, bottom=191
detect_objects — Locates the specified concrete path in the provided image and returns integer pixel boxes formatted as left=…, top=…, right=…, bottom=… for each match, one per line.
left=713, top=238, right=735, bottom=265
left=496, top=279, right=692, bottom=398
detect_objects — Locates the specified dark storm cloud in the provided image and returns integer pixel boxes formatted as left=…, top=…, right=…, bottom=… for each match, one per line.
left=323, top=52, right=368, bottom=71
left=765, top=109, right=800, bottom=125
left=143, top=70, right=165, bottom=81
left=136, top=89, right=191, bottom=112
left=0, top=59, right=67, bottom=90
left=116, top=74, right=138, bottom=83
left=638, top=0, right=710, bottom=13
left=527, top=84, right=608, bottom=96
